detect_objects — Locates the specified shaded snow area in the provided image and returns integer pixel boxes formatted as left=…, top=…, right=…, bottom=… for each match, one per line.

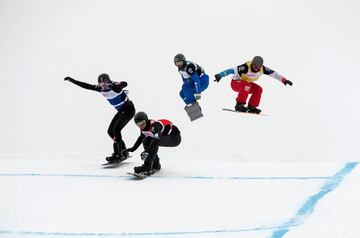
left=1, top=154, right=359, bottom=238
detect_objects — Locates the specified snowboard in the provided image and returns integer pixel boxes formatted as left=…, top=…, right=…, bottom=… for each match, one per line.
left=222, top=108, right=269, bottom=116
left=127, top=169, right=159, bottom=179
left=184, top=101, right=203, bottom=121
left=127, top=172, right=148, bottom=179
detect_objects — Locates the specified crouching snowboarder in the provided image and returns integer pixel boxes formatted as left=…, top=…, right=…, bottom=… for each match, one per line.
left=124, top=112, right=181, bottom=175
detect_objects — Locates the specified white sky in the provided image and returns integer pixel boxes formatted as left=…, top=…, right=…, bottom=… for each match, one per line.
left=0, top=0, right=360, bottom=158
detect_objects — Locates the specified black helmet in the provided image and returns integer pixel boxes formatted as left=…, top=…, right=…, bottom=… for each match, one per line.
left=174, top=53, right=186, bottom=65
left=98, top=73, right=111, bottom=83
left=134, top=111, right=148, bottom=124
left=251, top=56, right=264, bottom=67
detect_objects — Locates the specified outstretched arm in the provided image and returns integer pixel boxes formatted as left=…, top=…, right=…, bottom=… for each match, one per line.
left=125, top=133, right=145, bottom=152
left=263, top=67, right=293, bottom=86
left=64, top=77, right=101, bottom=92
left=214, top=68, right=236, bottom=82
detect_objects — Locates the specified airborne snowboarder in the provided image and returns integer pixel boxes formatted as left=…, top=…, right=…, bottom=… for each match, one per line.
left=214, top=56, right=293, bottom=114
left=174, top=53, right=209, bottom=121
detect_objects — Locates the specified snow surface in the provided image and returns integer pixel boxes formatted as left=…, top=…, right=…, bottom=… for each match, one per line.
left=0, top=154, right=359, bottom=238
left=1, top=0, right=360, bottom=237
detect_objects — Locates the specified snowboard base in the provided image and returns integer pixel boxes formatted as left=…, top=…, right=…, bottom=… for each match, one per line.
left=185, top=101, right=203, bottom=121
left=127, top=169, right=159, bottom=179
left=102, top=156, right=131, bottom=168
left=222, top=108, right=269, bottom=116
left=127, top=172, right=147, bottom=179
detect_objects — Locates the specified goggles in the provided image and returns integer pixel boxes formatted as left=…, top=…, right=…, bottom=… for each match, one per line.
left=251, top=64, right=261, bottom=71
left=175, top=60, right=184, bottom=67
left=136, top=120, right=146, bottom=128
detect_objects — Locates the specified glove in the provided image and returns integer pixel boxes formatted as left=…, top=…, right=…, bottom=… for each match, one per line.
left=140, top=151, right=149, bottom=161
left=64, top=76, right=74, bottom=81
left=123, top=148, right=134, bottom=154
left=214, top=74, right=222, bottom=82
left=282, top=78, right=293, bottom=86
left=194, top=93, right=201, bottom=100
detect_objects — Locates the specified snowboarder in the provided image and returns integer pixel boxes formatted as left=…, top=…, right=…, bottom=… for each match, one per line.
left=214, top=56, right=293, bottom=114
left=174, top=53, right=209, bottom=121
left=123, top=112, right=181, bottom=175
left=64, top=74, right=135, bottom=163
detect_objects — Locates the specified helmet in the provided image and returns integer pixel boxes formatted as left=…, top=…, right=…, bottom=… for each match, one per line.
left=98, top=73, right=111, bottom=83
left=134, top=111, right=148, bottom=124
left=174, top=53, right=186, bottom=65
left=251, top=56, right=264, bottom=67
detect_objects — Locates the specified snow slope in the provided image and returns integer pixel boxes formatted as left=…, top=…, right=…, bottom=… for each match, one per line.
left=1, top=154, right=359, bottom=238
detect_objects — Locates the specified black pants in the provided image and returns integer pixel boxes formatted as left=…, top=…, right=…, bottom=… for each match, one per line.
left=142, top=133, right=182, bottom=155
left=141, top=133, right=181, bottom=170
left=107, top=100, right=135, bottom=154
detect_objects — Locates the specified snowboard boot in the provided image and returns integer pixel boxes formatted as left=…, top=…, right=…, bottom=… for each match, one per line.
left=134, top=164, right=146, bottom=174
left=134, top=154, right=158, bottom=175
left=134, top=164, right=156, bottom=175
left=105, top=153, right=123, bottom=164
left=247, top=106, right=262, bottom=114
left=114, top=141, right=129, bottom=159
left=235, top=102, right=247, bottom=112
